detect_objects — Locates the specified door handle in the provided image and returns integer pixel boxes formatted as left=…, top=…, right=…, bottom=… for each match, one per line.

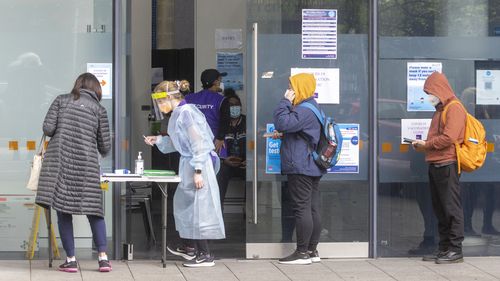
left=252, top=22, right=258, bottom=224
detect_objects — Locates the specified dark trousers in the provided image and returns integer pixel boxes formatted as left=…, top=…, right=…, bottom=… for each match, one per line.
left=287, top=174, right=322, bottom=253
left=57, top=211, right=107, bottom=257
left=183, top=238, right=210, bottom=254
left=216, top=163, right=245, bottom=209
left=428, top=163, right=464, bottom=252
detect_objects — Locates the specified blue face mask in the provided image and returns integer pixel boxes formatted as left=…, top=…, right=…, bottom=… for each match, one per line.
left=230, top=106, right=241, bottom=118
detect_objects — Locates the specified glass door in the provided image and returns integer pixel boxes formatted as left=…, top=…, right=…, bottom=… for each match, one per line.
left=246, top=0, right=370, bottom=259
left=0, top=0, right=114, bottom=259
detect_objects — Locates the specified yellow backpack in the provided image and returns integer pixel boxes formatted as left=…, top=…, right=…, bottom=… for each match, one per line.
left=442, top=100, right=487, bottom=174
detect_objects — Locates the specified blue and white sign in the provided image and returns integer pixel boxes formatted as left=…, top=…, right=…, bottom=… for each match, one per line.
left=217, top=52, right=244, bottom=91
left=407, top=62, right=442, bottom=111
left=302, top=9, right=337, bottom=59
left=476, top=69, right=500, bottom=105
left=330, top=124, right=360, bottom=173
left=265, top=124, right=281, bottom=174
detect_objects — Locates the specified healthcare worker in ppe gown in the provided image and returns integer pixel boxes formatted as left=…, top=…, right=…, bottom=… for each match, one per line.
left=145, top=80, right=225, bottom=268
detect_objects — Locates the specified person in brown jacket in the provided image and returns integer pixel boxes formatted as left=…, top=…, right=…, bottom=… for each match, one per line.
left=412, top=71, right=466, bottom=264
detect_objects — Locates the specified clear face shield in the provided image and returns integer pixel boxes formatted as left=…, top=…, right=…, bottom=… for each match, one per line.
left=151, top=91, right=173, bottom=120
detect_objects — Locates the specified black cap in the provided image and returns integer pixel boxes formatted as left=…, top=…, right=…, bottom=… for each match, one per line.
left=201, top=69, right=227, bottom=88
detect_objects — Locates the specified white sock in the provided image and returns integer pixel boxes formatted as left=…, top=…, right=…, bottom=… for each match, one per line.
left=98, top=254, right=108, bottom=261
left=67, top=256, right=76, bottom=262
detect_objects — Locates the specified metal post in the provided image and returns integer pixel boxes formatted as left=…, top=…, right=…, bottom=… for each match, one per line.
left=252, top=22, right=259, bottom=224
left=112, top=0, right=124, bottom=260
left=369, top=0, right=379, bottom=259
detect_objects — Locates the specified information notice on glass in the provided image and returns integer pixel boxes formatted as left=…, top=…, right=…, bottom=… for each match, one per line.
left=302, top=9, right=337, bottom=59
left=265, top=124, right=281, bottom=174
left=407, top=62, right=442, bottom=111
left=291, top=67, right=340, bottom=104
left=330, top=124, right=360, bottom=174
left=87, top=63, right=112, bottom=99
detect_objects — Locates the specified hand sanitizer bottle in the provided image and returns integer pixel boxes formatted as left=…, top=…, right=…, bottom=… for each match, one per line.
left=135, top=151, right=144, bottom=175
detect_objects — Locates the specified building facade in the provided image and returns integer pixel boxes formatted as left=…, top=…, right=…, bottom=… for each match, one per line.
left=1, top=0, right=499, bottom=260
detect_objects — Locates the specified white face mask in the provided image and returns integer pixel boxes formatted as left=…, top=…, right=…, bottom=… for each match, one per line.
left=428, top=94, right=441, bottom=107
left=218, top=82, right=225, bottom=93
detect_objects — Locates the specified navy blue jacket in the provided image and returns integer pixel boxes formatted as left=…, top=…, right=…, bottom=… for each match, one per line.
left=273, top=97, right=326, bottom=177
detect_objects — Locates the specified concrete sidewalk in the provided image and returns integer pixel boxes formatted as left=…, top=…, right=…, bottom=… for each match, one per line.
left=1, top=257, right=500, bottom=281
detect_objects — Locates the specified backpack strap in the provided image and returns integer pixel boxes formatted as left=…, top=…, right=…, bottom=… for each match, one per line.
left=298, top=102, right=325, bottom=124
left=441, top=100, right=466, bottom=124
left=440, top=99, right=467, bottom=174
left=298, top=102, right=324, bottom=160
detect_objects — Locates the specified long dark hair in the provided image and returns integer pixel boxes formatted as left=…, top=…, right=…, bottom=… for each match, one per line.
left=71, top=73, right=102, bottom=101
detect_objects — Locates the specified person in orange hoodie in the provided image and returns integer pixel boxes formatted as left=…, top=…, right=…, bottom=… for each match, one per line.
left=412, top=72, right=466, bottom=264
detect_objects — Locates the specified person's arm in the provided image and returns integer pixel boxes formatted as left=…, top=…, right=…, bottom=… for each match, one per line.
left=217, top=97, right=230, bottom=140
left=42, top=96, right=60, bottom=137
left=97, top=106, right=111, bottom=157
left=273, top=99, right=309, bottom=133
left=425, top=105, right=466, bottom=150
left=155, top=135, right=176, bottom=154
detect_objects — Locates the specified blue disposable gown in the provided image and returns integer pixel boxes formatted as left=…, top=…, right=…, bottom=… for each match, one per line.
left=156, top=104, right=225, bottom=240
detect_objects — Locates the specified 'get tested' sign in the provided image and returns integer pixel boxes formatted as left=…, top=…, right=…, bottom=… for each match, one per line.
left=265, top=124, right=281, bottom=174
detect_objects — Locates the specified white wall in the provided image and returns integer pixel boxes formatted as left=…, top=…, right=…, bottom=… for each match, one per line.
left=195, top=0, right=247, bottom=109
left=129, top=1, right=152, bottom=168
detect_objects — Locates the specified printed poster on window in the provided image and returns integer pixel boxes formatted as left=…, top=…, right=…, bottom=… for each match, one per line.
left=330, top=124, right=359, bottom=173
left=265, top=124, right=281, bottom=174
left=266, top=124, right=281, bottom=174
left=401, top=119, right=432, bottom=144
left=291, top=68, right=340, bottom=104
left=407, top=62, right=442, bottom=111
left=302, top=9, right=337, bottom=59
left=87, top=63, right=112, bottom=99
left=476, top=70, right=500, bottom=105
left=216, top=52, right=243, bottom=91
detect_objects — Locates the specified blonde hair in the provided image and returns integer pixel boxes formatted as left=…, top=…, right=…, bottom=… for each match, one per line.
left=153, top=80, right=183, bottom=99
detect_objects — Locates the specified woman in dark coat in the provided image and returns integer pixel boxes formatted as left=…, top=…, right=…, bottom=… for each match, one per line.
left=35, top=73, right=111, bottom=273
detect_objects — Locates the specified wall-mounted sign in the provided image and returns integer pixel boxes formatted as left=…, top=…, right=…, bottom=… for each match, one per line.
left=302, top=9, right=337, bottom=59
left=407, top=62, right=442, bottom=111
left=217, top=52, right=243, bottom=91
left=87, top=63, right=112, bottom=100
left=291, top=67, right=340, bottom=104
left=215, top=29, right=242, bottom=50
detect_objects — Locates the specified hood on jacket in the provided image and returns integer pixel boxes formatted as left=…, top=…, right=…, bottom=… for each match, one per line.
left=423, top=72, right=456, bottom=106
left=289, top=73, right=316, bottom=106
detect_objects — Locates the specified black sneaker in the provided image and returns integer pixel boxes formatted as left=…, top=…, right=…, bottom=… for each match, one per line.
left=59, top=259, right=78, bottom=273
left=308, top=250, right=321, bottom=263
left=183, top=252, right=215, bottom=267
left=422, top=250, right=448, bottom=261
left=98, top=259, right=112, bottom=272
left=278, top=250, right=311, bottom=265
left=435, top=250, right=464, bottom=264
left=167, top=244, right=196, bottom=260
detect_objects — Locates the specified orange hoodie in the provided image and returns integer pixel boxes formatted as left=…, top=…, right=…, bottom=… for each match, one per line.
left=423, top=72, right=466, bottom=164
left=290, top=73, right=316, bottom=106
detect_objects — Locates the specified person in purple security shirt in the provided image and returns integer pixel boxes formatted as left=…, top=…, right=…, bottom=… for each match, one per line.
left=185, top=69, right=228, bottom=154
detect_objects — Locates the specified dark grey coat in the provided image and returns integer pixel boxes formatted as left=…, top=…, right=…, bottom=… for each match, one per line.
left=35, top=89, right=111, bottom=217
